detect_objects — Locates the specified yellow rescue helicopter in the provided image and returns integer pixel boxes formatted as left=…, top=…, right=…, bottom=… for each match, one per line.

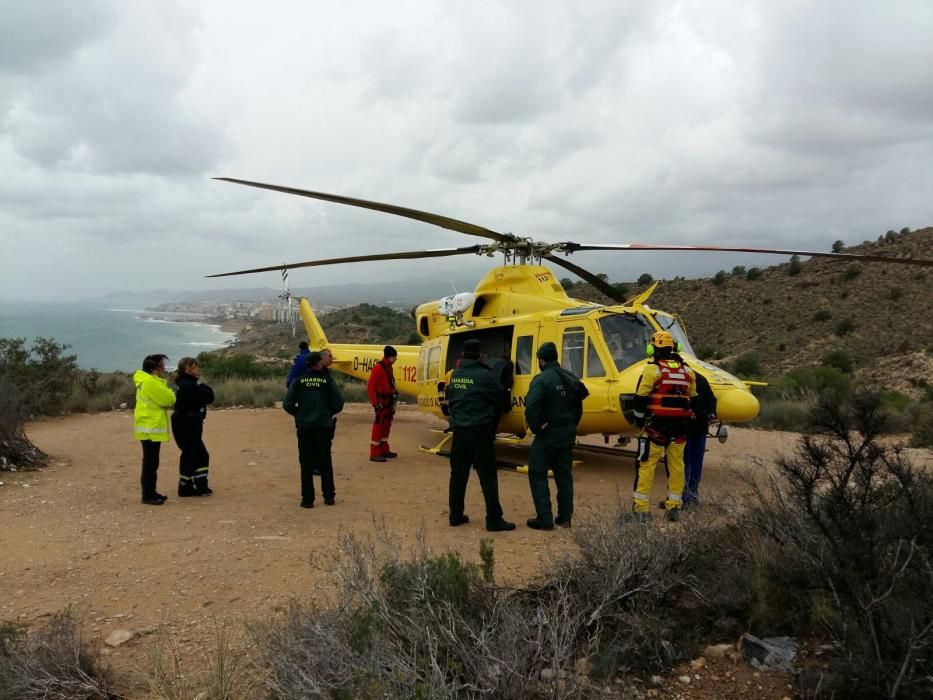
left=209, top=178, right=933, bottom=448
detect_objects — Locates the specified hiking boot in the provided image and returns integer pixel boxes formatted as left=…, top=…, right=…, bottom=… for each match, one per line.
left=300, top=500, right=314, bottom=509
left=384, top=451, right=398, bottom=459
left=666, top=507, right=681, bottom=522
left=526, top=518, right=554, bottom=531
left=155, top=492, right=168, bottom=503
left=178, top=488, right=198, bottom=497
left=369, top=456, right=387, bottom=463
left=324, top=498, right=335, bottom=506
left=486, top=519, right=516, bottom=532
left=141, top=497, right=165, bottom=506
left=555, top=516, right=572, bottom=529
left=449, top=514, right=470, bottom=527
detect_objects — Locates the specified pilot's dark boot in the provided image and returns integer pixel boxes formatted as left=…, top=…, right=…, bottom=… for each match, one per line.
left=178, top=479, right=197, bottom=497
left=195, top=477, right=213, bottom=496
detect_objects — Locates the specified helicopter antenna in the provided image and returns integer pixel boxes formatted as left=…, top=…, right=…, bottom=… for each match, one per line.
left=449, top=280, right=458, bottom=294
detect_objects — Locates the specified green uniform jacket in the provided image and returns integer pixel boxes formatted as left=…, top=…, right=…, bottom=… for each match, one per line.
left=133, top=370, right=176, bottom=442
left=525, top=361, right=587, bottom=446
left=447, top=359, right=508, bottom=429
left=283, top=368, right=345, bottom=428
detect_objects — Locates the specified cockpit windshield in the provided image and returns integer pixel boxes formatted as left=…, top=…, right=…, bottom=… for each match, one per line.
left=599, top=313, right=655, bottom=371
left=652, top=313, right=695, bottom=356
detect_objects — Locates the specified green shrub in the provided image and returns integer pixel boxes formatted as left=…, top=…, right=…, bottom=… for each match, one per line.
left=745, top=267, right=762, bottom=281
left=211, top=378, right=284, bottom=407
left=831, top=240, right=844, bottom=253
left=754, top=398, right=811, bottom=431
left=787, top=254, right=802, bottom=276
left=637, top=273, right=654, bottom=286
left=732, top=352, right=763, bottom=377
left=842, top=262, right=863, bottom=281
left=812, top=309, right=832, bottom=322
left=712, top=270, right=727, bottom=286
left=198, top=352, right=286, bottom=380
left=821, top=349, right=853, bottom=373
left=731, top=265, right=746, bottom=277
left=835, top=317, right=856, bottom=336
left=777, top=365, right=852, bottom=399
left=889, top=287, right=905, bottom=302
left=910, top=404, right=933, bottom=448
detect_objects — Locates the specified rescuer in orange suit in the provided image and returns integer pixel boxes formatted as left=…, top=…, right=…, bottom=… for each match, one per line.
left=367, top=345, right=399, bottom=462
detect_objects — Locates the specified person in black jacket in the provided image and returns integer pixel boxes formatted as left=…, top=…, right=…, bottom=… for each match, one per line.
left=284, top=351, right=345, bottom=508
left=447, top=339, right=515, bottom=532
left=172, top=357, right=215, bottom=496
left=683, top=368, right=716, bottom=508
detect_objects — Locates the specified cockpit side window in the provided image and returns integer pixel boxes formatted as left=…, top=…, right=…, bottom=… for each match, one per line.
left=561, top=326, right=585, bottom=377
left=586, top=338, right=606, bottom=377
left=599, top=313, right=654, bottom=371
left=652, top=313, right=695, bottom=356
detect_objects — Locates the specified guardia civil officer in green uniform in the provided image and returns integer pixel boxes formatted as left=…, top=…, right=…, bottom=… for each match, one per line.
left=447, top=338, right=515, bottom=532
left=284, top=351, right=344, bottom=508
left=524, top=342, right=588, bottom=530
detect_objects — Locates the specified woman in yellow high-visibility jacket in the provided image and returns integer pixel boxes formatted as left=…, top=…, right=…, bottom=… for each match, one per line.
left=133, top=353, right=176, bottom=505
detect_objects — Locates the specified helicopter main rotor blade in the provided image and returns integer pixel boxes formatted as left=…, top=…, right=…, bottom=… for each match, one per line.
left=206, top=245, right=484, bottom=278
left=215, top=177, right=516, bottom=244
left=560, top=242, right=933, bottom=267
left=543, top=254, right=627, bottom=303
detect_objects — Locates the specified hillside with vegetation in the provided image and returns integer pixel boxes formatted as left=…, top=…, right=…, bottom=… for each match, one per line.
left=565, top=228, right=933, bottom=395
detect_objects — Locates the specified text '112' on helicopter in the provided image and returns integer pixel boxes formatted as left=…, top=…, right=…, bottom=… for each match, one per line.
left=208, top=178, right=933, bottom=447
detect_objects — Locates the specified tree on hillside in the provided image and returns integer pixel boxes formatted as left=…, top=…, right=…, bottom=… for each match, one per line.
left=0, top=337, right=77, bottom=470
left=832, top=240, right=845, bottom=253
left=637, top=273, right=654, bottom=286
left=559, top=277, right=575, bottom=291
left=787, top=254, right=802, bottom=276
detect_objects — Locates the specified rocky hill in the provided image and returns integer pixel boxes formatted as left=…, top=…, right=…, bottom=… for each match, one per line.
left=570, top=228, right=933, bottom=396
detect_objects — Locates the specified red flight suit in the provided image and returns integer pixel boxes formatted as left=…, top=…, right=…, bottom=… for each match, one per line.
left=367, top=358, right=397, bottom=458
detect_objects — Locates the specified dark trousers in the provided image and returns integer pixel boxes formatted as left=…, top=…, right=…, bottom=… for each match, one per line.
left=449, top=424, right=504, bottom=525
left=528, top=437, right=574, bottom=526
left=173, top=417, right=210, bottom=494
left=683, top=433, right=707, bottom=505
left=297, top=426, right=335, bottom=504
left=140, top=440, right=161, bottom=499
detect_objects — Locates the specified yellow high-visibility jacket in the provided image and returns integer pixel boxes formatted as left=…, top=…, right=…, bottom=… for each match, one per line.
left=133, top=370, right=176, bottom=441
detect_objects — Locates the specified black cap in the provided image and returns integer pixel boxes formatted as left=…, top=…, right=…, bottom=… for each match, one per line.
left=305, top=351, right=323, bottom=367
left=299, top=341, right=309, bottom=350
left=536, top=342, right=558, bottom=362
left=463, top=338, right=483, bottom=358
left=383, top=345, right=397, bottom=358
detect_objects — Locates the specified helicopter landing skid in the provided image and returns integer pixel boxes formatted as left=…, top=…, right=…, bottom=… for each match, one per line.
left=419, top=429, right=453, bottom=455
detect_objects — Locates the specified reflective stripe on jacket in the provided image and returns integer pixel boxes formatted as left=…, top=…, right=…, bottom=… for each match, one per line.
left=133, top=370, right=176, bottom=441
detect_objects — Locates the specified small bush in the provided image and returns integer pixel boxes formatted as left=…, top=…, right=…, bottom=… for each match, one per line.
left=754, top=397, right=811, bottom=431
left=0, top=610, right=111, bottom=699
left=787, top=254, right=802, bottom=276
left=746, top=267, right=762, bottom=281
left=211, top=378, right=284, bottom=408
left=198, top=352, right=286, bottom=380
left=712, top=270, right=727, bottom=286
left=731, top=351, right=763, bottom=377
left=831, top=239, right=845, bottom=253
left=731, top=265, right=746, bottom=277
left=821, top=349, right=853, bottom=373
left=637, top=273, right=654, bottom=286
left=889, top=287, right=905, bottom=302
left=843, top=262, right=863, bottom=281
left=900, top=226, right=911, bottom=235
left=812, top=309, right=832, bottom=322
left=835, top=317, right=856, bottom=336
left=910, top=404, right=933, bottom=448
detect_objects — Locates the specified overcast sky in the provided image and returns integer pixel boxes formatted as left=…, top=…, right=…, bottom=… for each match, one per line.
left=2, top=1, right=932, bottom=301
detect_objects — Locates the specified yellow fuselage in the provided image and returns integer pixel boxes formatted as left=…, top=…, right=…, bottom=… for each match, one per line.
left=299, top=265, right=758, bottom=437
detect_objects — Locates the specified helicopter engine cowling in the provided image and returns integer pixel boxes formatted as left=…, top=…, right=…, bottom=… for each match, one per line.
left=438, top=292, right=476, bottom=317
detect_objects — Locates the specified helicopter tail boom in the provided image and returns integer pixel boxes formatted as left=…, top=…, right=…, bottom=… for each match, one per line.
left=298, top=298, right=328, bottom=348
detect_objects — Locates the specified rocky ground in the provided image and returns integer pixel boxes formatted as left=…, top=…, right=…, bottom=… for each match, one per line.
left=3, top=405, right=929, bottom=696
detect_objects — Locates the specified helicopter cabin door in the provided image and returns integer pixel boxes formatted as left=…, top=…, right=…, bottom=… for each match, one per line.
left=509, top=321, right=540, bottom=430
left=557, top=322, right=614, bottom=434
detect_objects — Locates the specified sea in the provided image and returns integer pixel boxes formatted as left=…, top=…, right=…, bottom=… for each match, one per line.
left=0, top=302, right=236, bottom=373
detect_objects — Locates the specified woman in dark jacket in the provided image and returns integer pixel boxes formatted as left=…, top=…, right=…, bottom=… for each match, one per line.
left=172, top=357, right=215, bottom=496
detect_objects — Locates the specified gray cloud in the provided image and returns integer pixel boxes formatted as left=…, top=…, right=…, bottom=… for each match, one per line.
left=1, top=1, right=932, bottom=300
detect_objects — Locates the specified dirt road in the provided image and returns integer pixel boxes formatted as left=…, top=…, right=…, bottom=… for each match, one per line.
left=2, top=405, right=927, bottom=694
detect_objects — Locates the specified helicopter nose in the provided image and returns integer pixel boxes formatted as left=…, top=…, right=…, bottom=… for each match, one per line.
left=715, top=389, right=760, bottom=423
